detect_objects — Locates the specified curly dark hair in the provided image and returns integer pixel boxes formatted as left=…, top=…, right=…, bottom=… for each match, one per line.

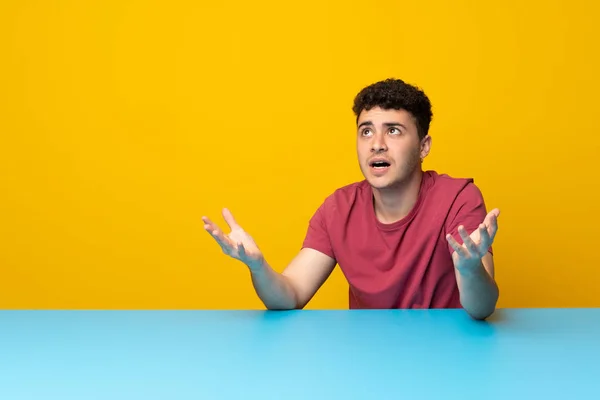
left=352, top=78, right=433, bottom=140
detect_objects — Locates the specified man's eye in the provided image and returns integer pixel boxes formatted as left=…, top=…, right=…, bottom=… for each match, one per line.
left=362, top=129, right=372, bottom=136
left=389, top=128, right=401, bottom=135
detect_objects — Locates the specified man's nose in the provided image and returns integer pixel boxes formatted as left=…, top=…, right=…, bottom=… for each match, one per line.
left=371, top=134, right=387, bottom=152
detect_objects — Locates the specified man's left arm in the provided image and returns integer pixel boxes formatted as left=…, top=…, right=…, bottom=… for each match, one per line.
left=445, top=183, right=500, bottom=320
left=452, top=240, right=499, bottom=320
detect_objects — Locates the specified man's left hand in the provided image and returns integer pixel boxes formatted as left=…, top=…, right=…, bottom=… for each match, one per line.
left=446, top=208, right=500, bottom=275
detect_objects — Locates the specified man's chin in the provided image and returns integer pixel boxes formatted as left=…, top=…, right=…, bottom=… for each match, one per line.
left=366, top=176, right=396, bottom=190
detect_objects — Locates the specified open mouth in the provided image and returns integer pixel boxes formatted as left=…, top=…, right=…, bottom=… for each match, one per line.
left=370, top=161, right=391, bottom=169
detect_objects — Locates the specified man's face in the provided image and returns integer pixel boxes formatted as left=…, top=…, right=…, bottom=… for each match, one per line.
left=356, top=107, right=430, bottom=190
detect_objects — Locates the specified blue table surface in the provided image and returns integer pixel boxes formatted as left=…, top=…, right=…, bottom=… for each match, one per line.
left=0, top=308, right=599, bottom=400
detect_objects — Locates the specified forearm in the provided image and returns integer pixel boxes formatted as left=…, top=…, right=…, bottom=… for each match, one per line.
left=249, top=260, right=299, bottom=310
left=457, top=262, right=499, bottom=320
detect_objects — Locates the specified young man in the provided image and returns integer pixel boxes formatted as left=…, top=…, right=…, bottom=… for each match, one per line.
left=202, top=78, right=500, bottom=320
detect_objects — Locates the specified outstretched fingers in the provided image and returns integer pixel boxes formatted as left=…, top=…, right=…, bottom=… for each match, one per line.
left=446, top=231, right=468, bottom=258
left=458, top=225, right=480, bottom=256
left=222, top=208, right=241, bottom=231
left=477, top=223, right=492, bottom=254
left=202, top=215, right=233, bottom=252
left=484, top=208, right=500, bottom=240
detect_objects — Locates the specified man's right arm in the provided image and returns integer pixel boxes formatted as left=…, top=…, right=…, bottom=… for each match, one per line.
left=248, top=248, right=336, bottom=310
left=202, top=206, right=336, bottom=310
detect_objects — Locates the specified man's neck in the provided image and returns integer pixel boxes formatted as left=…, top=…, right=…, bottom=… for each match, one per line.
left=372, top=169, right=424, bottom=224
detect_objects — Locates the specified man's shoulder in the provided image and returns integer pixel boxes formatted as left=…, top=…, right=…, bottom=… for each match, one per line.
left=332, top=179, right=371, bottom=196
left=426, top=170, right=482, bottom=199
left=427, top=170, right=473, bottom=186
left=425, top=170, right=488, bottom=225
left=316, top=180, right=370, bottom=214
left=326, top=179, right=370, bottom=202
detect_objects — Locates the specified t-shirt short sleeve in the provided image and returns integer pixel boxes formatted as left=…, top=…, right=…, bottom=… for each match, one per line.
left=301, top=202, right=336, bottom=261
left=445, top=182, right=493, bottom=256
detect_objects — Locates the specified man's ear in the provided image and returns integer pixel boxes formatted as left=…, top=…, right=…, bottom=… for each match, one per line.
left=420, top=135, right=432, bottom=160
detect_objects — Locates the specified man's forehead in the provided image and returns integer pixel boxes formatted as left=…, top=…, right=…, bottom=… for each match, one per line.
left=357, top=108, right=414, bottom=125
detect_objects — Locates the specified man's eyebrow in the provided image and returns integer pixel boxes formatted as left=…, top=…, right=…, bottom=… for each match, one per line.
left=382, top=122, right=407, bottom=129
left=357, top=121, right=407, bottom=129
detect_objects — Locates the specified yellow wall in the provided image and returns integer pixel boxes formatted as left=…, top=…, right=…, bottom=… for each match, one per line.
left=1, top=0, right=598, bottom=309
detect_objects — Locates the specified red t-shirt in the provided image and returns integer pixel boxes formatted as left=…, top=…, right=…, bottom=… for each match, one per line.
left=302, top=170, right=491, bottom=309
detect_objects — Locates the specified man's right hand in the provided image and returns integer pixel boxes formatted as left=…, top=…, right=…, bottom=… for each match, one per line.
left=202, top=208, right=265, bottom=271
left=202, top=207, right=336, bottom=310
